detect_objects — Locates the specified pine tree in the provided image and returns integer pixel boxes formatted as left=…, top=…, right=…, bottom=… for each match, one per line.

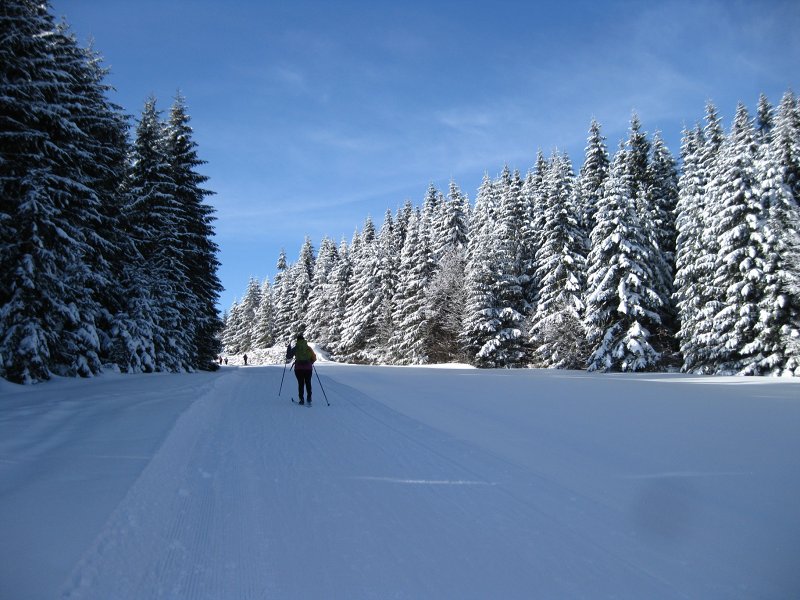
left=125, top=97, right=190, bottom=372
left=0, top=1, right=110, bottom=382
left=390, top=210, right=430, bottom=363
left=165, top=93, right=222, bottom=370
left=645, top=131, right=679, bottom=351
left=756, top=93, right=774, bottom=144
left=305, top=237, right=340, bottom=345
left=530, top=152, right=588, bottom=368
left=585, top=145, right=662, bottom=371
left=271, top=249, right=292, bottom=341
left=462, top=174, right=502, bottom=366
left=290, top=236, right=315, bottom=335
left=436, top=180, right=469, bottom=257
left=676, top=103, right=727, bottom=372
left=375, top=210, right=401, bottom=357
left=252, top=278, right=275, bottom=348
left=753, top=98, right=800, bottom=374
left=578, top=118, right=610, bottom=233
left=523, top=152, right=549, bottom=303
left=493, top=168, right=531, bottom=366
left=673, top=125, right=707, bottom=371
left=326, top=239, right=352, bottom=352
left=338, top=220, right=383, bottom=362
left=703, top=103, right=764, bottom=374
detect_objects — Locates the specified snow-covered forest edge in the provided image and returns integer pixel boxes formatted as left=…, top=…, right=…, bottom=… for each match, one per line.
left=1, top=2, right=223, bottom=384
left=224, top=94, right=800, bottom=376
left=2, top=1, right=799, bottom=386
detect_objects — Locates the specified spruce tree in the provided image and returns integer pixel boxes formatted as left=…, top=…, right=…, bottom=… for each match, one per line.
left=645, top=131, right=679, bottom=351
left=673, top=125, right=707, bottom=371
left=271, top=249, right=292, bottom=341
left=585, top=145, right=662, bottom=371
left=462, top=174, right=502, bottom=366
left=165, top=93, right=222, bottom=370
left=0, top=1, right=109, bottom=382
left=390, top=210, right=430, bottom=363
left=305, top=237, right=340, bottom=345
left=252, top=278, right=275, bottom=349
left=126, top=97, right=190, bottom=372
left=578, top=118, right=610, bottom=234
left=753, top=99, right=800, bottom=374
left=703, top=103, right=764, bottom=374
left=338, top=220, right=383, bottom=362
left=530, top=152, right=588, bottom=368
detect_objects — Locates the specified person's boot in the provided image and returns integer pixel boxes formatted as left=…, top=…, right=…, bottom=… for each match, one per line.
left=307, top=395, right=312, bottom=406
left=299, top=396, right=304, bottom=405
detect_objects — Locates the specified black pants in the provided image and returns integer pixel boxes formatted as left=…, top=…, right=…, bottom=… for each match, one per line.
left=295, top=369, right=312, bottom=401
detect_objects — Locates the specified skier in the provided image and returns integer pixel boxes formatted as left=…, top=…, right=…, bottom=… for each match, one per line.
left=286, top=334, right=316, bottom=405
left=243, top=353, right=248, bottom=366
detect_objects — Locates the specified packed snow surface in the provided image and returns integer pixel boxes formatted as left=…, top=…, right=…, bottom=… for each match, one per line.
left=1, top=365, right=799, bottom=599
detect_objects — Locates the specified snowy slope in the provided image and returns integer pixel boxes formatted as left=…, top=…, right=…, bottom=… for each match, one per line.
left=1, top=366, right=798, bottom=599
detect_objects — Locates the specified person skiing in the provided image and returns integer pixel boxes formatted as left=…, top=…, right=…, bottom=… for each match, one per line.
left=286, top=333, right=316, bottom=405
left=243, top=353, right=248, bottom=366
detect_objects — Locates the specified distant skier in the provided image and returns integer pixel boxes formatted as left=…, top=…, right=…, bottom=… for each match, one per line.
left=243, top=354, right=248, bottom=366
left=286, top=334, right=316, bottom=405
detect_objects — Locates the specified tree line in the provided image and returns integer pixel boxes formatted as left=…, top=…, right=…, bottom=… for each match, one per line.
left=224, top=93, right=800, bottom=375
left=1, top=1, right=222, bottom=384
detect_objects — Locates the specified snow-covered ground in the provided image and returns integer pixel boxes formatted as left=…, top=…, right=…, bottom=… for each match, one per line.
left=1, top=365, right=798, bottom=599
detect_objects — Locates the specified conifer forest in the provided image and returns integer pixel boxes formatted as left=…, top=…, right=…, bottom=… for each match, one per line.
left=223, top=97, right=800, bottom=376
left=1, top=1, right=223, bottom=383
left=2, top=1, right=799, bottom=384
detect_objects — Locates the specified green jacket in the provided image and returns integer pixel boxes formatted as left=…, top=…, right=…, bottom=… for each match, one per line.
left=293, top=339, right=316, bottom=370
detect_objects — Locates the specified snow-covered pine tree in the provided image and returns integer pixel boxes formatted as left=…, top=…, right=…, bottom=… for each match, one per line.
left=389, top=210, right=430, bottom=364
left=290, top=236, right=315, bottom=336
left=425, top=247, right=467, bottom=363
left=677, top=103, right=727, bottom=372
left=338, top=219, right=383, bottom=363
left=375, top=210, right=401, bottom=359
left=126, top=97, right=191, bottom=372
left=522, top=151, right=549, bottom=304
left=703, top=103, right=765, bottom=374
left=436, top=180, right=469, bottom=257
left=424, top=181, right=469, bottom=363
left=752, top=94, right=800, bottom=375
left=46, top=23, right=134, bottom=378
left=529, top=152, right=589, bottom=369
left=222, top=300, right=245, bottom=354
left=585, top=143, right=663, bottom=372
left=0, top=2, right=116, bottom=382
left=305, top=237, right=340, bottom=346
left=673, top=124, right=708, bottom=371
left=577, top=119, right=610, bottom=234
left=252, top=278, right=275, bottom=349
left=395, top=199, right=414, bottom=248
left=756, top=93, right=774, bottom=144
left=271, top=249, right=292, bottom=342
left=491, top=168, right=531, bottom=366
left=229, top=277, right=261, bottom=353
left=326, top=238, right=352, bottom=352
left=165, top=93, right=222, bottom=370
left=462, top=174, right=502, bottom=366
left=645, top=131, right=679, bottom=352
left=772, top=91, right=800, bottom=204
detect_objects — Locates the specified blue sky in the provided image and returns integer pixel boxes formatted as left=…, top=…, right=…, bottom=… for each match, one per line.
left=51, top=0, right=799, bottom=311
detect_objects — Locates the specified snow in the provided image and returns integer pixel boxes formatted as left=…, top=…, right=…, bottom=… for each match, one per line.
left=1, top=366, right=799, bottom=599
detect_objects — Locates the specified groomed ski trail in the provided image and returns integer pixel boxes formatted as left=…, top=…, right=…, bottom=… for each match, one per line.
left=61, top=367, right=691, bottom=599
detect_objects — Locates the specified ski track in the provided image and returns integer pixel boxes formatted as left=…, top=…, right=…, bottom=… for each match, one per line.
left=55, top=366, right=708, bottom=600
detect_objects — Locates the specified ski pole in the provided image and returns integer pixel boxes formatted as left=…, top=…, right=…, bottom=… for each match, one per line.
left=278, top=360, right=289, bottom=396
left=313, top=365, right=330, bottom=406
